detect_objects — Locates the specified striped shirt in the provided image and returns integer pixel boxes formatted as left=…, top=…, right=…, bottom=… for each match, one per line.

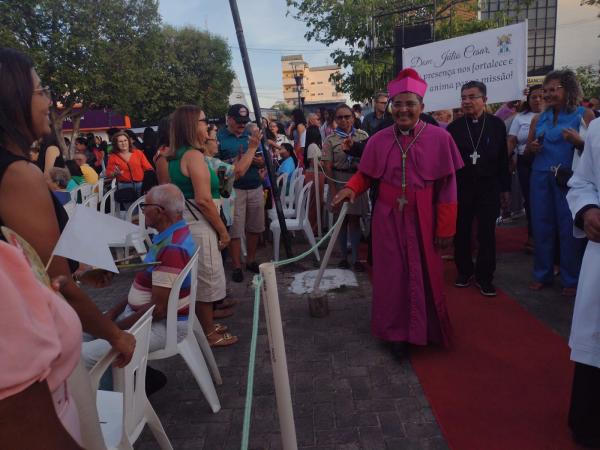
left=128, top=220, right=196, bottom=311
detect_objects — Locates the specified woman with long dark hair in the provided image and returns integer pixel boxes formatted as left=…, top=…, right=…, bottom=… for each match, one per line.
left=0, top=47, right=134, bottom=447
left=36, top=127, right=65, bottom=175
left=526, top=70, right=595, bottom=296
left=142, top=126, right=158, bottom=165
left=288, top=108, right=307, bottom=167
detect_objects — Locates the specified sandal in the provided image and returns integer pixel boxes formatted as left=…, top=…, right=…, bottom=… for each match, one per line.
left=213, top=307, right=234, bottom=319
left=209, top=332, right=238, bottom=347
left=205, top=323, right=228, bottom=338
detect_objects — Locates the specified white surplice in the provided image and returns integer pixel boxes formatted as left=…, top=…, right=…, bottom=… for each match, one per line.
left=567, top=117, right=600, bottom=368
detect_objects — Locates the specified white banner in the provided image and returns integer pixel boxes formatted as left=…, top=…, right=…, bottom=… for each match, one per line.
left=402, top=22, right=528, bottom=112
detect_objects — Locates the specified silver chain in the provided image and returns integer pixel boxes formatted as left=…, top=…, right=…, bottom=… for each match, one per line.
left=464, top=114, right=487, bottom=156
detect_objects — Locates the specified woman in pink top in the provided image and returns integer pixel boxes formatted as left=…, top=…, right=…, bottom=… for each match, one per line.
left=0, top=241, right=83, bottom=449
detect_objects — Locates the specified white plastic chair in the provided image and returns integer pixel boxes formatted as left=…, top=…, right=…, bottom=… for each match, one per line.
left=284, top=169, right=303, bottom=209
left=67, top=360, right=108, bottom=450
left=271, top=181, right=320, bottom=262
left=92, top=178, right=105, bottom=200
left=101, top=187, right=118, bottom=217
left=106, top=196, right=148, bottom=259
left=89, top=307, right=173, bottom=450
left=125, top=196, right=156, bottom=248
left=268, top=174, right=306, bottom=222
left=148, top=247, right=222, bottom=413
left=83, top=192, right=100, bottom=209
left=70, top=183, right=93, bottom=204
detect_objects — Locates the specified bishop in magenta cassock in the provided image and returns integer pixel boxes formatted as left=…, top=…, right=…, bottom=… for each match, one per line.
left=332, top=68, right=463, bottom=354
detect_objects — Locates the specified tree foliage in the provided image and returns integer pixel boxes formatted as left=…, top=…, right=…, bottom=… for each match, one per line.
left=286, top=0, right=531, bottom=101
left=133, top=26, right=234, bottom=124
left=0, top=0, right=234, bottom=149
left=572, top=65, right=600, bottom=99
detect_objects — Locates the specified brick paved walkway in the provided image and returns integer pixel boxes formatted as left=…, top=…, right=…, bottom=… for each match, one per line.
left=87, top=219, right=573, bottom=450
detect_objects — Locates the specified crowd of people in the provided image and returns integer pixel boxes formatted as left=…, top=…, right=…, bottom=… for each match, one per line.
left=1, top=43, right=600, bottom=448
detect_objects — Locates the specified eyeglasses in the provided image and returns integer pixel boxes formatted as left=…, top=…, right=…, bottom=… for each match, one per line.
left=335, top=114, right=353, bottom=120
left=139, top=203, right=164, bottom=212
left=460, top=95, right=484, bottom=102
left=34, top=86, right=51, bottom=99
left=391, top=101, right=420, bottom=109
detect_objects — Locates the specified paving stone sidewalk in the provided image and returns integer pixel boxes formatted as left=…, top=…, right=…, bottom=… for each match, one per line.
left=87, top=218, right=574, bottom=450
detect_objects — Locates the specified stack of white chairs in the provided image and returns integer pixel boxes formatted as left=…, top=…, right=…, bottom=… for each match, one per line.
left=270, top=181, right=320, bottom=262
left=268, top=174, right=305, bottom=222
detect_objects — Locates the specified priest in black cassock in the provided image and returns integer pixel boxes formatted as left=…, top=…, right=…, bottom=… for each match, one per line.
left=447, top=81, right=510, bottom=297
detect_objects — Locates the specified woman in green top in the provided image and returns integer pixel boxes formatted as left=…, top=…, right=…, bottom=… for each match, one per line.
left=157, top=105, right=237, bottom=347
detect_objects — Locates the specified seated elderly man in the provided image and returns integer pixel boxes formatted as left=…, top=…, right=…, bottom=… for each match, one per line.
left=82, top=184, right=197, bottom=370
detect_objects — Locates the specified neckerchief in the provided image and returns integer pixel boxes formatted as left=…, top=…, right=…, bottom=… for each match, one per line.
left=334, top=127, right=355, bottom=139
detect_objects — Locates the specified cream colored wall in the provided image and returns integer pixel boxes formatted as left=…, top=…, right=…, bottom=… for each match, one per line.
left=304, top=69, right=341, bottom=102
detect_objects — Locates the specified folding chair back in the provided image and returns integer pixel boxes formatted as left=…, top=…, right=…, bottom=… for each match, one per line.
left=147, top=248, right=222, bottom=413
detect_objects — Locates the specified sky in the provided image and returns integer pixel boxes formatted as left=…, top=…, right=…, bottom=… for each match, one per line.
left=158, top=0, right=350, bottom=110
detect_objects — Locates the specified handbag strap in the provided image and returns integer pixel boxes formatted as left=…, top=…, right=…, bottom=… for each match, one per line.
left=185, top=199, right=201, bottom=221
left=114, top=152, right=136, bottom=184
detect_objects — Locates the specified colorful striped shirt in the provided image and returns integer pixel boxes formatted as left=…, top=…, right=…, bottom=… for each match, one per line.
left=128, top=220, right=196, bottom=311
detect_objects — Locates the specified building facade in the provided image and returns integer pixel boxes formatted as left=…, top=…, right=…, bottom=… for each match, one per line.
left=281, top=55, right=342, bottom=107
left=479, top=0, right=558, bottom=76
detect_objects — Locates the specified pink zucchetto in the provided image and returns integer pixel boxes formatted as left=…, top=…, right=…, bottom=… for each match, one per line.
left=387, top=68, right=428, bottom=99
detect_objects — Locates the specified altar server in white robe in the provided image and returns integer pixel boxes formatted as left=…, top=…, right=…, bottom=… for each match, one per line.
left=566, top=116, right=600, bottom=448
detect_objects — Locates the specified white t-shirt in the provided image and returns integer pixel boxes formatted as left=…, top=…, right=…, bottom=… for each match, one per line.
left=508, top=111, right=535, bottom=155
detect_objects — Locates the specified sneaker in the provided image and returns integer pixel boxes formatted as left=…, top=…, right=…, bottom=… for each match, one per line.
left=454, top=274, right=473, bottom=287
left=246, top=261, right=260, bottom=274
left=476, top=281, right=497, bottom=297
left=232, top=268, right=243, bottom=283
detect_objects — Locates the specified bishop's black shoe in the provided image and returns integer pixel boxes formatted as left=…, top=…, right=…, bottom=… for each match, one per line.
left=454, top=274, right=473, bottom=288
left=476, top=281, right=497, bottom=297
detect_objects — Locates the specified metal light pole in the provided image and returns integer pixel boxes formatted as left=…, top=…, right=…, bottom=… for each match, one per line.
left=291, top=62, right=304, bottom=108
left=229, top=0, right=293, bottom=259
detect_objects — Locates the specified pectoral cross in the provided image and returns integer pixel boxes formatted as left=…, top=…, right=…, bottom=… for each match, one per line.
left=470, top=150, right=481, bottom=165
left=397, top=196, right=408, bottom=211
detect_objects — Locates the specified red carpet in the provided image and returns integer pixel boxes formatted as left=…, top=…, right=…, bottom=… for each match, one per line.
left=496, top=225, right=529, bottom=254
left=361, top=227, right=578, bottom=450
left=410, top=264, right=577, bottom=450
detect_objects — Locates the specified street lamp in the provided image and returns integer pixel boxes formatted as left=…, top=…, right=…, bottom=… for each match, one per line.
left=291, top=62, right=304, bottom=108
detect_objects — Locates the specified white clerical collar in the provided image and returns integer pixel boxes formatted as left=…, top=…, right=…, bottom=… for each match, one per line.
left=469, top=113, right=485, bottom=124
left=398, top=120, right=421, bottom=136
